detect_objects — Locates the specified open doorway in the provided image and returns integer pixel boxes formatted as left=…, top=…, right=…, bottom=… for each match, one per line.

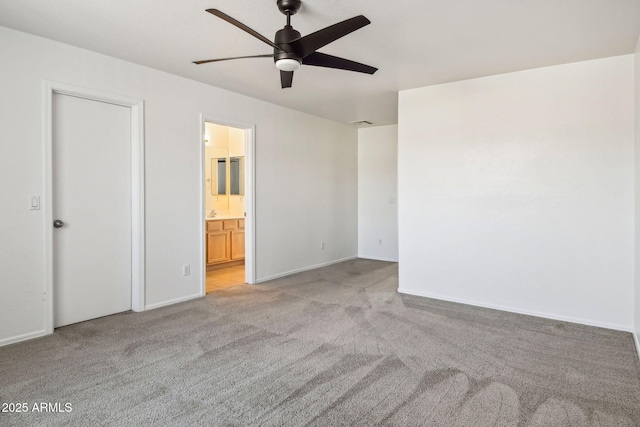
left=201, top=117, right=255, bottom=294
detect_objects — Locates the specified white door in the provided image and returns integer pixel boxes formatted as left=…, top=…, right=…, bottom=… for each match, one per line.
left=53, top=93, right=132, bottom=327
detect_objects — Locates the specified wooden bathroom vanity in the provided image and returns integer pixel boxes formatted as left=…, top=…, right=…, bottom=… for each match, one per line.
left=206, top=218, right=245, bottom=268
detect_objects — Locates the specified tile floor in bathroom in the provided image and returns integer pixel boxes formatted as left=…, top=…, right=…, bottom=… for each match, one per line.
left=206, top=264, right=246, bottom=293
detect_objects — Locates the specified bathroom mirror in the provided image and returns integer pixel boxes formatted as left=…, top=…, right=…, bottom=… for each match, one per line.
left=230, top=157, right=244, bottom=195
left=211, top=158, right=227, bottom=195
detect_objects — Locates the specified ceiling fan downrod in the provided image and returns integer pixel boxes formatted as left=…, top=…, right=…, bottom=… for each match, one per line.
left=274, top=0, right=303, bottom=72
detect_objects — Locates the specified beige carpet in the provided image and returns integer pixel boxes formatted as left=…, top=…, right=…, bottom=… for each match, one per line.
left=1, top=259, right=639, bottom=426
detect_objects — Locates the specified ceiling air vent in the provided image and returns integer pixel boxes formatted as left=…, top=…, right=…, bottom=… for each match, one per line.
left=349, top=120, right=373, bottom=126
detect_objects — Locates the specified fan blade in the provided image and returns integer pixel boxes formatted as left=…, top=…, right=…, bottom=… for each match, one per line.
left=206, top=9, right=281, bottom=51
left=290, top=15, right=371, bottom=58
left=302, top=52, right=377, bottom=74
left=193, top=54, right=274, bottom=65
left=280, top=71, right=294, bottom=88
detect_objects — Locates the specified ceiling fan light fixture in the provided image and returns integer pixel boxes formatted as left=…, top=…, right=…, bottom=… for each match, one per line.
left=275, top=58, right=301, bottom=72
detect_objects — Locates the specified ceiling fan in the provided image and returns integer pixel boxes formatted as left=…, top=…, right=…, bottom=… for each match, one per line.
left=192, top=0, right=378, bottom=88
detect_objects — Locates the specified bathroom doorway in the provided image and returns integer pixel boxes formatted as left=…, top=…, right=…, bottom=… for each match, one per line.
left=201, top=116, right=255, bottom=294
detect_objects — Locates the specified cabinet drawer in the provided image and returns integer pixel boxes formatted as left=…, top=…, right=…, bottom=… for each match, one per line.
left=207, top=221, right=223, bottom=232
left=223, top=220, right=237, bottom=230
left=238, top=219, right=245, bottom=229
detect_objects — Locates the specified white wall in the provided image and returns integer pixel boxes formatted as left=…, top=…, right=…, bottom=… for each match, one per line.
left=228, top=127, right=245, bottom=158
left=399, top=55, right=635, bottom=331
left=0, top=26, right=357, bottom=345
left=358, top=125, right=398, bottom=262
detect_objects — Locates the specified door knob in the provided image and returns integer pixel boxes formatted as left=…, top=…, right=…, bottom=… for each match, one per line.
left=53, top=219, right=65, bottom=228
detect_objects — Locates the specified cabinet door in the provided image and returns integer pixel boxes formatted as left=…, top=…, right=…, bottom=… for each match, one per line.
left=207, top=232, right=229, bottom=264
left=230, top=230, right=245, bottom=260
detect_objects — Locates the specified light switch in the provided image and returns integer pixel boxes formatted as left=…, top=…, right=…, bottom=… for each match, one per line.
left=30, top=196, right=40, bottom=210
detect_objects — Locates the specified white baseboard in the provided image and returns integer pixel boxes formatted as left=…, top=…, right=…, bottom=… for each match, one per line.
left=257, top=256, right=357, bottom=283
left=634, top=332, right=640, bottom=365
left=2, top=294, right=204, bottom=346
left=397, top=288, right=633, bottom=332
left=144, top=293, right=203, bottom=311
left=357, top=255, right=399, bottom=263
left=0, top=330, right=48, bottom=348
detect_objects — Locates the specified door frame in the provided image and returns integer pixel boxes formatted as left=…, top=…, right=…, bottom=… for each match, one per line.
left=43, top=81, right=145, bottom=334
left=200, top=114, right=256, bottom=294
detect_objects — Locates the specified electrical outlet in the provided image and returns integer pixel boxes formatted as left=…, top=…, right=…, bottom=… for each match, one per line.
left=321, top=242, right=325, bottom=250
left=183, top=264, right=190, bottom=276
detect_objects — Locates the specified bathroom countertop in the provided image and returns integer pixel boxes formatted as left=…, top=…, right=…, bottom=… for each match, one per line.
left=206, top=214, right=244, bottom=220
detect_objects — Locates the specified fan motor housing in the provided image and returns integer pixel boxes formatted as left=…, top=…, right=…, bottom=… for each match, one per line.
left=277, top=0, right=302, bottom=15
left=274, top=26, right=302, bottom=62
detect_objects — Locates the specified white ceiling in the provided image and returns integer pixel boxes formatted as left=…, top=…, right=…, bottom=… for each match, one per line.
left=1, top=0, right=639, bottom=126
